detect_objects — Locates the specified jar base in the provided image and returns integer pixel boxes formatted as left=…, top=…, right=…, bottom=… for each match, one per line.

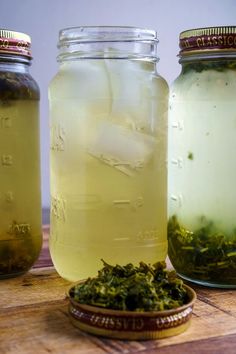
left=177, top=272, right=236, bottom=289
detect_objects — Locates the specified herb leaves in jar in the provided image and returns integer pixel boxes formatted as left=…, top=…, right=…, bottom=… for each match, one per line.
left=168, top=215, right=236, bottom=286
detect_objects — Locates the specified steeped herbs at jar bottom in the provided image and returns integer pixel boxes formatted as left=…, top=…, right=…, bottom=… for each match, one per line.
left=168, top=216, right=236, bottom=288
left=0, top=222, right=41, bottom=278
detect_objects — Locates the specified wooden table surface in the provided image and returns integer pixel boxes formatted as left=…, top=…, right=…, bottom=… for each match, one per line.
left=0, top=226, right=236, bottom=354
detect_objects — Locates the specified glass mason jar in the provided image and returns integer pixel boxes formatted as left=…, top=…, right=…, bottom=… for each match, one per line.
left=49, top=26, right=168, bottom=281
left=0, top=29, right=42, bottom=278
left=168, top=26, right=236, bottom=288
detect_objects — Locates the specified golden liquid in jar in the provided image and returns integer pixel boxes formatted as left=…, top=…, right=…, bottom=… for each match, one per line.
left=0, top=100, right=42, bottom=277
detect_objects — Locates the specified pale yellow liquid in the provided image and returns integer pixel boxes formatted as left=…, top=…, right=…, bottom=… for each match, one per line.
left=0, top=100, right=42, bottom=276
left=169, top=67, right=236, bottom=232
left=49, top=59, right=168, bottom=281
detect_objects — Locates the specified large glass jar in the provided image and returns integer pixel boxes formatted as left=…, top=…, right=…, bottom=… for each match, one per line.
left=49, top=26, right=168, bottom=281
left=0, top=29, right=42, bottom=278
left=168, top=26, right=236, bottom=288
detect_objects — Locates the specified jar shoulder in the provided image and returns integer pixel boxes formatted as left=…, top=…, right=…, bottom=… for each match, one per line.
left=49, top=61, right=169, bottom=99
left=170, top=67, right=236, bottom=98
left=153, top=73, right=169, bottom=96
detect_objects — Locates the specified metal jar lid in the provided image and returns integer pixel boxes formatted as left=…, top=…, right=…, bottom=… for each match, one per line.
left=0, top=29, right=31, bottom=58
left=179, top=26, right=236, bottom=57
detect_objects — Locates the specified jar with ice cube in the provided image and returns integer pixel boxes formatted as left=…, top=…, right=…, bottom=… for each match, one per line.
left=49, top=26, right=168, bottom=281
left=168, top=26, right=236, bottom=288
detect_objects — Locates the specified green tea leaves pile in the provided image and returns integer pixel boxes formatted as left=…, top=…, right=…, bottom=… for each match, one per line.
left=70, top=260, right=188, bottom=311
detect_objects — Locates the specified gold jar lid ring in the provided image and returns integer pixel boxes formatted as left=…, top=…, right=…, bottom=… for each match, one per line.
left=0, top=29, right=31, bottom=58
left=179, top=26, right=236, bottom=56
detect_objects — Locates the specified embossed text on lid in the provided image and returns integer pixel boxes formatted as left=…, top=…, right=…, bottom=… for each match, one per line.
left=179, top=26, right=236, bottom=56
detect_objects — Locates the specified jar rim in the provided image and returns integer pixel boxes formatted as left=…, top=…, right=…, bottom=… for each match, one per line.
left=58, top=26, right=159, bottom=46
left=57, top=26, right=159, bottom=62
